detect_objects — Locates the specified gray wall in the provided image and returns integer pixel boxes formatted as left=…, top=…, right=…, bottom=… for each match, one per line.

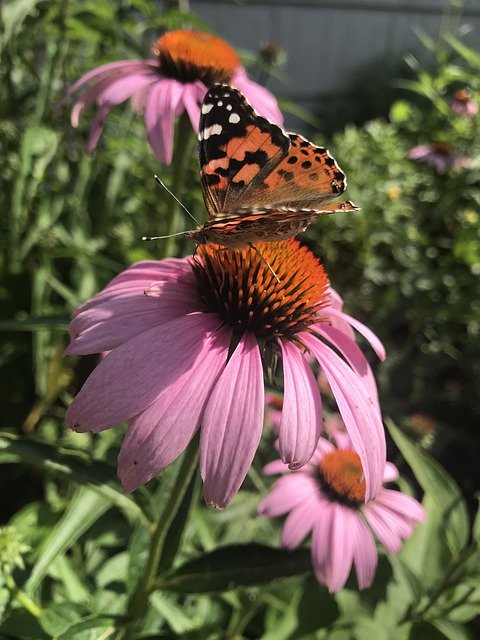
left=192, top=0, right=480, bottom=117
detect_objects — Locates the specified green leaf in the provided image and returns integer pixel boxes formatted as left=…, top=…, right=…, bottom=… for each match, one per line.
left=0, top=433, right=147, bottom=526
left=54, top=615, right=116, bottom=640
left=472, top=498, right=480, bottom=545
left=0, top=610, right=48, bottom=639
left=149, top=592, right=195, bottom=634
left=433, top=619, right=472, bottom=640
left=159, top=544, right=312, bottom=593
left=25, top=487, right=111, bottom=593
left=126, top=523, right=150, bottom=598
left=387, top=420, right=469, bottom=555
left=39, top=602, right=88, bottom=637
left=1, top=0, right=45, bottom=45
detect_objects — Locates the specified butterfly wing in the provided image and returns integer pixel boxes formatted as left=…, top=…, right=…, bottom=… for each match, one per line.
left=199, top=84, right=289, bottom=215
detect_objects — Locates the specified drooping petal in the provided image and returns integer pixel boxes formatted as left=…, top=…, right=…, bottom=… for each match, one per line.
left=281, top=495, right=321, bottom=549
left=363, top=502, right=405, bottom=553
left=375, top=489, right=426, bottom=523
left=181, top=82, right=205, bottom=131
left=201, top=332, right=264, bottom=508
left=328, top=503, right=355, bottom=592
left=278, top=339, right=322, bottom=469
left=350, top=511, right=377, bottom=589
left=86, top=103, right=113, bottom=152
left=232, top=67, right=283, bottom=125
left=327, top=307, right=386, bottom=361
left=301, top=333, right=386, bottom=501
left=118, top=324, right=232, bottom=492
left=262, top=459, right=289, bottom=476
left=258, top=474, right=319, bottom=517
left=311, top=500, right=335, bottom=586
left=383, top=462, right=400, bottom=483
left=97, top=72, right=158, bottom=106
left=65, top=60, right=158, bottom=98
left=314, top=324, right=379, bottom=405
left=66, top=312, right=222, bottom=432
left=144, top=80, right=178, bottom=164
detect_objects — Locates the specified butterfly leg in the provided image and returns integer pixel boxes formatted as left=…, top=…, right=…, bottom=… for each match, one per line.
left=248, top=243, right=281, bottom=284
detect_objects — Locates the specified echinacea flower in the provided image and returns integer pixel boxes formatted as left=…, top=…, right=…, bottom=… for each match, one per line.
left=449, top=88, right=478, bottom=117
left=66, top=29, right=282, bottom=164
left=258, top=429, right=425, bottom=592
left=408, top=141, right=471, bottom=174
left=65, top=240, right=386, bottom=507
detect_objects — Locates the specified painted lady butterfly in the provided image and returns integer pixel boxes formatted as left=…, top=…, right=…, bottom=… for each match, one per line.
left=185, top=84, right=358, bottom=249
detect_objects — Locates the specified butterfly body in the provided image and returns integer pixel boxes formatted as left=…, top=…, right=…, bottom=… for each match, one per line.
left=191, top=84, right=358, bottom=249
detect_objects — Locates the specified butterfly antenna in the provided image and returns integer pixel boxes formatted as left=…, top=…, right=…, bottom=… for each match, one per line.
left=249, top=243, right=280, bottom=284
left=142, top=231, right=189, bottom=241
left=154, top=175, right=199, bottom=225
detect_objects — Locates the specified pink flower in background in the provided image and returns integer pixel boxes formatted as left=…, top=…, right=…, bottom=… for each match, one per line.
left=258, top=430, right=425, bottom=592
left=66, top=29, right=283, bottom=164
left=65, top=240, right=386, bottom=507
left=449, top=88, right=478, bottom=117
left=408, top=141, right=471, bottom=175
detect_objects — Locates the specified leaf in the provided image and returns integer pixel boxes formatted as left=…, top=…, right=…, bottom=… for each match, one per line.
left=0, top=610, right=48, bottom=639
left=149, top=592, right=195, bottom=634
left=126, top=523, right=150, bottom=598
left=39, top=602, right=88, bottom=637
left=0, top=433, right=147, bottom=526
left=472, top=498, right=480, bottom=545
left=159, top=544, right=312, bottom=593
left=1, top=0, right=45, bottom=45
left=54, top=615, right=116, bottom=640
left=0, top=315, right=70, bottom=331
left=387, top=420, right=469, bottom=555
left=25, top=487, right=111, bottom=593
left=433, top=619, right=472, bottom=640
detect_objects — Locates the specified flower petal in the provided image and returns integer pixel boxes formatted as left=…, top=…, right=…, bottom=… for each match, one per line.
left=258, top=473, right=320, bottom=517
left=350, top=511, right=377, bottom=589
left=201, top=332, right=264, bottom=508
left=327, top=308, right=386, bottom=361
left=314, top=324, right=379, bottom=405
left=65, top=60, right=158, bottom=97
left=327, top=503, right=355, bottom=592
left=86, top=102, right=112, bottom=152
left=118, top=324, right=232, bottom=492
left=281, top=495, right=320, bottom=549
left=301, top=333, right=386, bottom=501
left=278, top=339, right=322, bottom=469
left=144, top=80, right=177, bottom=164
left=66, top=312, right=221, bottom=432
left=232, top=67, right=283, bottom=125
left=311, top=500, right=335, bottom=586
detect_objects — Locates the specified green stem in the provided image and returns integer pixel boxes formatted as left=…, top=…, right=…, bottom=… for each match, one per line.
left=5, top=575, right=41, bottom=618
left=161, top=112, right=196, bottom=258
left=124, top=437, right=199, bottom=637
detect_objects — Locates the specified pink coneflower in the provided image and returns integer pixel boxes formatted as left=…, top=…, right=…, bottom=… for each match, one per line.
left=66, top=29, right=282, bottom=164
left=65, top=240, right=386, bottom=507
left=408, top=141, right=471, bottom=174
left=449, top=88, right=478, bottom=117
left=258, top=430, right=425, bottom=592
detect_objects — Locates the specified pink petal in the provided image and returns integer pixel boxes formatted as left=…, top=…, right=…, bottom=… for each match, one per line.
left=278, top=339, right=322, bottom=469
left=66, top=312, right=222, bottom=432
left=314, top=324, right=379, bottom=405
left=375, top=489, right=425, bottom=523
left=258, top=474, right=319, bottom=517
left=327, top=308, right=386, bottom=361
left=65, top=60, right=157, bottom=98
left=311, top=500, right=335, bottom=586
left=383, top=462, right=399, bottom=483
left=86, top=102, right=112, bottom=152
left=201, top=332, right=264, bottom=508
left=97, top=72, right=158, bottom=106
left=281, top=496, right=320, bottom=549
left=118, top=324, right=232, bottom=492
left=181, top=83, right=205, bottom=131
left=71, top=76, right=120, bottom=127
left=66, top=291, right=195, bottom=355
left=145, top=79, right=185, bottom=164
left=328, top=503, right=355, bottom=592
left=363, top=502, right=404, bottom=553
left=232, top=67, right=283, bottom=125
left=301, top=333, right=386, bottom=501
left=350, top=511, right=377, bottom=589
left=262, top=459, right=289, bottom=475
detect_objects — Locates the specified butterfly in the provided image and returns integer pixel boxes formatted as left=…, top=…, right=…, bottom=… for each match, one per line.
left=184, top=84, right=358, bottom=249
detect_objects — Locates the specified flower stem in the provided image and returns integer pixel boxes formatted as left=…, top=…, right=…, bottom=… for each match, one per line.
left=5, top=575, right=41, bottom=618
left=161, top=112, right=196, bottom=258
left=124, top=436, right=199, bottom=637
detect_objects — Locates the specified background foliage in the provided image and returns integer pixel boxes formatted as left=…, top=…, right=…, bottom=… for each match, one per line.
left=1, top=1, right=479, bottom=638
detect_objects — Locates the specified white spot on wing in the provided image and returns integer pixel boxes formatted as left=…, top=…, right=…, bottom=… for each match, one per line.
left=226, top=104, right=232, bottom=111
left=228, top=113, right=240, bottom=124
left=201, top=103, right=213, bottom=114
left=203, top=124, right=223, bottom=140
left=217, top=100, right=223, bottom=106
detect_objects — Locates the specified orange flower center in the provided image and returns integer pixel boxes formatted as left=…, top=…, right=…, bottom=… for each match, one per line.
left=152, top=30, right=239, bottom=85
left=191, top=240, right=330, bottom=341
left=453, top=88, right=471, bottom=104
left=433, top=141, right=453, bottom=156
left=318, top=449, right=366, bottom=506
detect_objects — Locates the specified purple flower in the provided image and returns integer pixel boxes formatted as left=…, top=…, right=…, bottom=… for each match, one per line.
left=449, top=88, right=479, bottom=117
left=65, top=240, right=386, bottom=507
left=408, top=141, right=471, bottom=174
left=258, top=430, right=425, bottom=592
left=66, top=29, right=283, bottom=164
